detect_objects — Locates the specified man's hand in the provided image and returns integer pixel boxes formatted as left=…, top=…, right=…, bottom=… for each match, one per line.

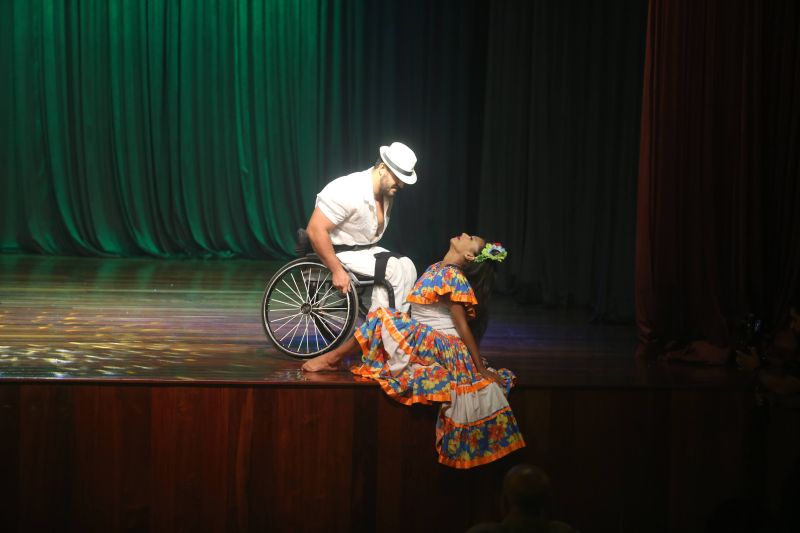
left=332, top=269, right=351, bottom=294
left=307, top=208, right=352, bottom=294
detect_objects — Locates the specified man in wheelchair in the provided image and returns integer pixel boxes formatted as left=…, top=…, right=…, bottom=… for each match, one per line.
left=305, top=141, right=419, bottom=313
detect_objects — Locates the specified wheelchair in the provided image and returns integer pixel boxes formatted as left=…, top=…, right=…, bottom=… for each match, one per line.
left=261, top=231, right=396, bottom=359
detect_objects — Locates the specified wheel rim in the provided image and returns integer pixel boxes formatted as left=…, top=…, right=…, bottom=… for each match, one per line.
left=263, top=261, right=355, bottom=357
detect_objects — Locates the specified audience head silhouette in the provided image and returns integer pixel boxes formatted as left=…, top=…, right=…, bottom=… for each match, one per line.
left=466, top=463, right=579, bottom=533
left=503, top=463, right=551, bottom=517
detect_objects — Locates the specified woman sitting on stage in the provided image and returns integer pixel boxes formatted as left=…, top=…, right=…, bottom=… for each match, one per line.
left=302, top=233, right=525, bottom=468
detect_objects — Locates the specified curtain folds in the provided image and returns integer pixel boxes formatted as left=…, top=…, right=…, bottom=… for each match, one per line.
left=8, top=0, right=369, bottom=258
left=4, top=0, right=493, bottom=262
left=479, top=0, right=648, bottom=320
left=3, top=1, right=649, bottom=321
left=635, top=0, right=800, bottom=361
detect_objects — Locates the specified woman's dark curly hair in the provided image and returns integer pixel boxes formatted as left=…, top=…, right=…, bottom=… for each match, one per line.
left=460, top=240, right=498, bottom=344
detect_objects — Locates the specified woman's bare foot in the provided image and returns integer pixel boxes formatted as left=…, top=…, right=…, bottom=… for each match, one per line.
left=301, top=353, right=340, bottom=372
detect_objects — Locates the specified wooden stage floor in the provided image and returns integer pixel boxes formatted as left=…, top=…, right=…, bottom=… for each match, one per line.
left=0, top=253, right=746, bottom=389
left=2, top=254, right=790, bottom=533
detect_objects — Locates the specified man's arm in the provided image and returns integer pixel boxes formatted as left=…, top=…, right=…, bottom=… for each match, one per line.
left=306, top=207, right=352, bottom=293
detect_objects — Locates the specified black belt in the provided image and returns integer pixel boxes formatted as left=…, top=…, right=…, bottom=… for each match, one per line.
left=333, top=243, right=377, bottom=253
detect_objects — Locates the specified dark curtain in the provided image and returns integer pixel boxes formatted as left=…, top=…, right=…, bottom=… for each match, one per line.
left=636, top=0, right=800, bottom=362
left=763, top=1, right=800, bottom=331
left=2, top=1, right=649, bottom=321
left=478, top=0, right=648, bottom=321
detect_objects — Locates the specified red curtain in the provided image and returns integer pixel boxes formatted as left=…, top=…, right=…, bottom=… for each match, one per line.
left=636, top=0, right=800, bottom=363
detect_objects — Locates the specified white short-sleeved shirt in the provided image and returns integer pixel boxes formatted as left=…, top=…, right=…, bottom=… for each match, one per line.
left=315, top=168, right=392, bottom=246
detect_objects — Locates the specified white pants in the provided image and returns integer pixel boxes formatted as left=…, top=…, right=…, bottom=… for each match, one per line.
left=336, top=247, right=417, bottom=313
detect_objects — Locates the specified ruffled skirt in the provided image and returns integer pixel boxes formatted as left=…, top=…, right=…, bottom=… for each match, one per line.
left=351, top=308, right=525, bottom=468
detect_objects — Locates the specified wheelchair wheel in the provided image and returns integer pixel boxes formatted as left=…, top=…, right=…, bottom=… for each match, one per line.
left=262, top=258, right=360, bottom=359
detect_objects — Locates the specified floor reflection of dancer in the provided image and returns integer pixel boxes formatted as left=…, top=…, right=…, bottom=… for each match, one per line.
left=303, top=234, right=525, bottom=468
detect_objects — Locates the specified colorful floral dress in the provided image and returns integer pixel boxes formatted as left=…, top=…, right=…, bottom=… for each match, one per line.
left=351, top=262, right=525, bottom=468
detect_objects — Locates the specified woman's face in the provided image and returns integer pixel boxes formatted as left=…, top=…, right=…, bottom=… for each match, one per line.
left=450, top=233, right=485, bottom=259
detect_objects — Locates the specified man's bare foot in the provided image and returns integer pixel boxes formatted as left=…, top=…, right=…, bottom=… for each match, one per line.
left=301, top=354, right=340, bottom=372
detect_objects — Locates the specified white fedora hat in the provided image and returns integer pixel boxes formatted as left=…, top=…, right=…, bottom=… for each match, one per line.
left=379, top=142, right=418, bottom=185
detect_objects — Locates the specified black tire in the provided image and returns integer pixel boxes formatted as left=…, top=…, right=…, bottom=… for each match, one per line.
left=262, top=258, right=359, bottom=358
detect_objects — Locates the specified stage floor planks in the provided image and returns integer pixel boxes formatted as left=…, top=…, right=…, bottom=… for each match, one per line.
left=0, top=253, right=747, bottom=389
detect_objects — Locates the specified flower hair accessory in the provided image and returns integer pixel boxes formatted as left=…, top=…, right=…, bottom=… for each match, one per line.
left=474, top=242, right=507, bottom=263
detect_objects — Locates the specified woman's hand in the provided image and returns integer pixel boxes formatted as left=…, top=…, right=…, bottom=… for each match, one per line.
left=449, top=301, right=504, bottom=387
left=481, top=368, right=504, bottom=386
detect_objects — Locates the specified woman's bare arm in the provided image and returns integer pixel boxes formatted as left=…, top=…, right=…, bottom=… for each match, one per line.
left=450, top=301, right=503, bottom=385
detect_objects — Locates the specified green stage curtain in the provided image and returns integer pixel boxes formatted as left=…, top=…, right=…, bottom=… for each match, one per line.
left=3, top=0, right=489, bottom=261
left=2, top=1, right=648, bottom=320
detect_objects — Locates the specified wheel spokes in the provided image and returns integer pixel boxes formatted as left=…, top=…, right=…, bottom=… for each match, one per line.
left=280, top=276, right=305, bottom=304
left=266, top=263, right=354, bottom=356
